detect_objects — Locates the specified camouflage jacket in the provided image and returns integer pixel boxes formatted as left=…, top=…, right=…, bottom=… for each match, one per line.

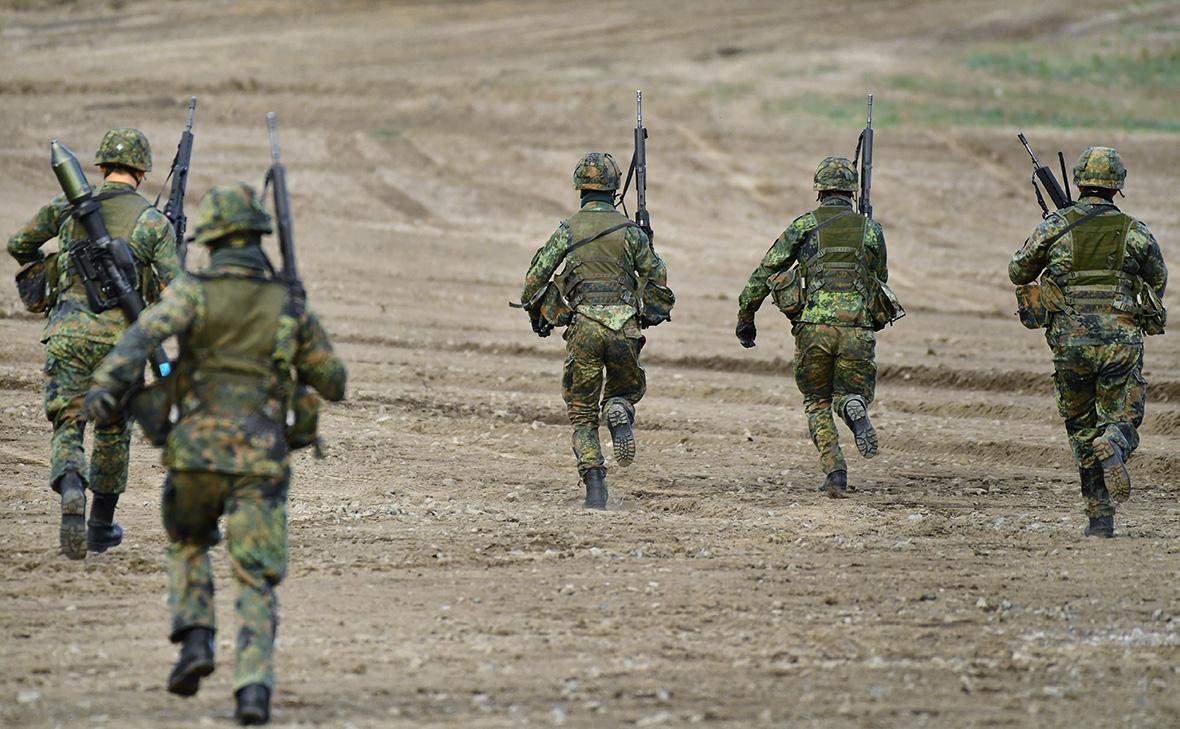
left=738, top=195, right=887, bottom=328
left=1010, top=196, right=1167, bottom=348
left=94, top=248, right=347, bottom=477
left=7, top=181, right=180, bottom=344
left=522, top=200, right=667, bottom=332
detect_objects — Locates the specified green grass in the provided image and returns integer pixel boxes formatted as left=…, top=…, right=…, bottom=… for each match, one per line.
left=963, top=47, right=1180, bottom=89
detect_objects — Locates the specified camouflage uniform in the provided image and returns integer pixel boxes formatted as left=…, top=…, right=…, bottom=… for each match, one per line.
left=737, top=157, right=887, bottom=485
left=92, top=184, right=347, bottom=696
left=7, top=128, right=178, bottom=556
left=521, top=153, right=668, bottom=504
left=1010, top=147, right=1166, bottom=525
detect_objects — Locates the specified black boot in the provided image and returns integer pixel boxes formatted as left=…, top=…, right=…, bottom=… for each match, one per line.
left=842, top=396, right=878, bottom=459
left=604, top=399, right=635, bottom=467
left=87, top=493, right=124, bottom=553
left=1093, top=437, right=1131, bottom=503
left=823, top=470, right=849, bottom=499
left=1083, top=515, right=1115, bottom=538
left=583, top=467, right=608, bottom=510
left=57, top=471, right=87, bottom=560
left=167, top=627, right=215, bottom=697
left=235, top=683, right=271, bottom=725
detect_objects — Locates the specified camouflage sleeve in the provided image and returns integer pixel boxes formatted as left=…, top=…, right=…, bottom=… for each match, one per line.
left=737, top=214, right=812, bottom=320
left=93, top=274, right=203, bottom=392
left=1128, top=219, right=1167, bottom=297
left=630, top=226, right=667, bottom=286
left=296, top=311, right=347, bottom=402
left=1009, top=214, right=1067, bottom=285
left=7, top=195, right=70, bottom=265
left=867, top=220, right=888, bottom=283
left=520, top=222, right=572, bottom=304
left=130, top=207, right=181, bottom=287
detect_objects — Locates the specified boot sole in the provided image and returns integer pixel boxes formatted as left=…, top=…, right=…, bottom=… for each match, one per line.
left=168, top=658, right=215, bottom=697
left=235, top=705, right=269, bottom=725
left=87, top=526, right=123, bottom=554
left=825, top=484, right=849, bottom=499
left=60, top=488, right=87, bottom=560
left=1094, top=439, right=1131, bottom=503
left=844, top=399, right=878, bottom=459
left=1083, top=527, right=1114, bottom=538
left=605, top=404, right=635, bottom=467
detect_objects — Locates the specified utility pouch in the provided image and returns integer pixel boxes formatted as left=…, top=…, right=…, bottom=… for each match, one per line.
left=869, top=278, right=905, bottom=331
left=127, top=379, right=174, bottom=446
left=15, top=252, right=60, bottom=314
left=1015, top=276, right=1066, bottom=330
left=768, top=266, right=805, bottom=320
left=287, top=384, right=323, bottom=454
left=640, top=281, right=675, bottom=327
left=1136, top=281, right=1167, bottom=336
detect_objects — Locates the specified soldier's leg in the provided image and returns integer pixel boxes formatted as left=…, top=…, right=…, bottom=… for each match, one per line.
left=1053, top=348, right=1103, bottom=515
left=562, top=319, right=607, bottom=477
left=43, top=337, right=91, bottom=559
left=602, top=330, right=645, bottom=467
left=833, top=327, right=878, bottom=459
left=794, top=325, right=845, bottom=479
left=1091, top=344, right=1146, bottom=503
left=88, top=418, right=131, bottom=553
left=163, top=471, right=228, bottom=696
left=224, top=472, right=289, bottom=697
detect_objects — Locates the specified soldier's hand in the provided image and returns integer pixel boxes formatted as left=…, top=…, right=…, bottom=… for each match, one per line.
left=83, top=386, right=119, bottom=424
left=531, top=316, right=553, bottom=338
left=736, top=318, right=757, bottom=348
left=641, top=225, right=655, bottom=243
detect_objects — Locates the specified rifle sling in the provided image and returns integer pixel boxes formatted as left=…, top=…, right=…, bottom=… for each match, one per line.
left=510, top=221, right=637, bottom=310
left=1041, top=204, right=1118, bottom=248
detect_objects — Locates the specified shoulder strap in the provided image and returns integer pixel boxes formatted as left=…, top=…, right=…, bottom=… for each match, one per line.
left=91, top=189, right=141, bottom=204
left=1043, top=204, right=1118, bottom=248
left=564, top=221, right=638, bottom=258
left=809, top=209, right=854, bottom=235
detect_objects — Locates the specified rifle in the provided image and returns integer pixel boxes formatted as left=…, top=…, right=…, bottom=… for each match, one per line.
left=1017, top=132, right=1072, bottom=217
left=264, top=112, right=303, bottom=304
left=853, top=94, right=874, bottom=219
left=50, top=140, right=171, bottom=378
left=620, top=90, right=653, bottom=241
left=158, top=97, right=197, bottom=266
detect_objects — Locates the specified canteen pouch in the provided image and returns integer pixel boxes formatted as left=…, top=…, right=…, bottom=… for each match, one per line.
left=15, top=252, right=60, bottom=314
left=127, top=379, right=174, bottom=447
left=640, top=280, right=675, bottom=327
left=768, top=266, right=805, bottom=320
left=869, top=279, right=905, bottom=331
left=287, top=384, right=323, bottom=452
left=1136, top=282, right=1166, bottom=336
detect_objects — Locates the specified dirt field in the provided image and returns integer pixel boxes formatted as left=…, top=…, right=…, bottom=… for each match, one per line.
left=2, top=1, right=1180, bottom=727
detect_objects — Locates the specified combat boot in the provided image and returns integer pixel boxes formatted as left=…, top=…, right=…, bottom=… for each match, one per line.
left=823, top=470, right=848, bottom=499
left=1083, top=515, right=1115, bottom=538
left=1093, top=437, right=1130, bottom=503
left=167, top=627, right=215, bottom=697
left=842, top=396, right=878, bottom=459
left=87, top=493, right=123, bottom=553
left=583, top=467, right=608, bottom=510
left=57, top=471, right=87, bottom=560
left=604, top=399, right=635, bottom=467
left=235, top=683, right=271, bottom=725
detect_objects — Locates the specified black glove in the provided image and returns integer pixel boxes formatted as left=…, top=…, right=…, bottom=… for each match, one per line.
left=83, top=386, right=120, bottom=424
left=530, top=314, right=553, bottom=338
left=736, top=318, right=757, bottom=348
left=641, top=225, right=655, bottom=243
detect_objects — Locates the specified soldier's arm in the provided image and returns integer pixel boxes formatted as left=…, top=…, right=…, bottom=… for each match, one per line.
left=295, top=311, right=347, bottom=402
left=630, top=226, right=667, bottom=286
left=131, top=208, right=181, bottom=286
left=93, top=275, right=202, bottom=393
left=736, top=215, right=810, bottom=320
left=520, top=222, right=572, bottom=304
left=1129, top=220, right=1167, bottom=297
left=867, top=220, right=888, bottom=283
left=7, top=196, right=70, bottom=264
left=1009, top=214, right=1066, bottom=285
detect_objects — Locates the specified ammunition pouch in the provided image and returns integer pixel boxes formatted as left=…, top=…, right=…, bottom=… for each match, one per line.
left=639, top=281, right=675, bottom=327
left=1014, top=275, right=1066, bottom=330
left=126, top=379, right=175, bottom=446
left=15, top=252, right=61, bottom=314
left=768, top=266, right=804, bottom=320
left=868, top=278, right=905, bottom=331
left=286, top=384, right=323, bottom=452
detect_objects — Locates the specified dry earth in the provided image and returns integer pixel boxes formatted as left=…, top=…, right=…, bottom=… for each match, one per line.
left=2, top=1, right=1180, bottom=727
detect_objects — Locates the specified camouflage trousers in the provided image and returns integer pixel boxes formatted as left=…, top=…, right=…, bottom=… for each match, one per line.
left=562, top=316, right=645, bottom=475
left=793, top=323, right=876, bottom=475
left=1052, top=343, right=1145, bottom=517
left=163, top=470, right=289, bottom=691
left=43, top=335, right=130, bottom=494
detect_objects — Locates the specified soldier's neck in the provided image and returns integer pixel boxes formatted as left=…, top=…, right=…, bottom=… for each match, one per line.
left=102, top=170, right=141, bottom=188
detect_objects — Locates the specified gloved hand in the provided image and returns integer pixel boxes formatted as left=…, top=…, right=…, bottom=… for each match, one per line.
left=736, top=318, right=757, bottom=348
left=530, top=314, right=553, bottom=338
left=641, top=225, right=655, bottom=243
left=83, top=386, right=120, bottom=424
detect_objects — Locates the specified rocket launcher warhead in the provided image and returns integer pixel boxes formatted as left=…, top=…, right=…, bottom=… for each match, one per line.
left=51, top=140, right=93, bottom=204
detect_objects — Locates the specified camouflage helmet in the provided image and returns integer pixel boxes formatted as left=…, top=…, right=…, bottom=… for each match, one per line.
left=191, top=183, right=273, bottom=247
left=1073, top=146, right=1126, bottom=191
left=93, top=128, right=152, bottom=173
left=573, top=152, right=621, bottom=191
left=813, top=156, right=857, bottom=192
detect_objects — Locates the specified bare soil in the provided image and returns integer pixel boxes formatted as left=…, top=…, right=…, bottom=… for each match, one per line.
left=2, top=1, right=1180, bottom=727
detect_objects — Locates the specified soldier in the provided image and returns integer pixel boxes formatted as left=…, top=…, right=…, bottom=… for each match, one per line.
left=735, top=157, right=888, bottom=498
left=7, top=128, right=179, bottom=559
left=84, top=184, right=347, bottom=724
left=1010, top=147, right=1166, bottom=538
left=520, top=152, right=669, bottom=509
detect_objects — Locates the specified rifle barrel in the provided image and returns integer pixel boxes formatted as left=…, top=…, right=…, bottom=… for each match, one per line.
left=267, top=112, right=281, bottom=163
left=185, top=96, right=196, bottom=129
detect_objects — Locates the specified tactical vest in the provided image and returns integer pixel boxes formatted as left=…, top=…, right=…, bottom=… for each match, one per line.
left=180, top=274, right=290, bottom=416
left=1054, top=207, right=1135, bottom=315
left=558, top=208, right=638, bottom=308
left=800, top=206, right=870, bottom=302
left=62, top=190, right=151, bottom=298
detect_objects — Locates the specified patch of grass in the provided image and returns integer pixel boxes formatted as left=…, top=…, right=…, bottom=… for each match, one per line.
left=373, top=127, right=401, bottom=140
left=963, top=46, right=1180, bottom=89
